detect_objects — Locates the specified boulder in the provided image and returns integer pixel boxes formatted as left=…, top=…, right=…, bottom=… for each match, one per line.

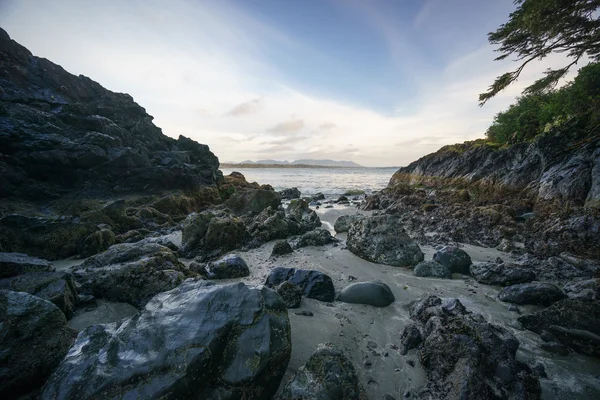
left=286, top=199, right=321, bottom=232
left=293, top=228, right=338, bottom=249
left=336, top=195, right=349, bottom=203
left=204, top=254, right=250, bottom=279
left=518, top=299, right=600, bottom=357
left=470, top=262, right=536, bottom=286
left=279, top=187, right=301, bottom=200
left=277, top=343, right=367, bottom=400
left=413, top=260, right=452, bottom=279
left=337, top=281, right=395, bottom=307
left=403, top=295, right=540, bottom=399
left=225, top=188, right=281, bottom=216
left=71, top=242, right=189, bottom=307
left=346, top=215, right=424, bottom=267
left=0, top=271, right=78, bottom=319
left=276, top=281, right=302, bottom=308
left=0, top=215, right=95, bottom=260
left=333, top=214, right=365, bottom=233
left=80, top=228, right=116, bottom=257
left=433, top=246, right=472, bottom=274
left=311, top=193, right=326, bottom=201
left=0, top=290, right=74, bottom=399
left=0, top=252, right=53, bottom=278
left=246, top=207, right=298, bottom=245
left=271, top=240, right=294, bottom=257
left=180, top=210, right=248, bottom=259
left=265, top=267, right=335, bottom=302
left=498, top=282, right=566, bottom=306
left=40, top=281, right=292, bottom=399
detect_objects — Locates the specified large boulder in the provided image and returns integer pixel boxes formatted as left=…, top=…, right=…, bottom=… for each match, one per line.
left=293, top=228, right=338, bottom=249
left=346, top=215, right=424, bottom=267
left=413, top=260, right=452, bottom=279
left=40, top=281, right=292, bottom=400
left=71, top=242, right=190, bottom=307
left=0, top=252, right=53, bottom=278
left=265, top=266, right=335, bottom=302
left=277, top=343, right=367, bottom=400
left=180, top=210, right=248, bottom=259
left=0, top=271, right=78, bottom=319
left=337, top=281, right=395, bottom=307
left=286, top=199, right=321, bottom=232
left=403, top=295, right=540, bottom=399
left=433, top=246, right=472, bottom=274
left=518, top=299, right=600, bottom=357
left=498, top=282, right=566, bottom=306
left=470, top=261, right=536, bottom=286
left=0, top=290, right=74, bottom=399
left=246, top=207, right=298, bottom=245
left=225, top=188, right=281, bottom=216
left=563, top=278, right=599, bottom=301
left=204, top=254, right=250, bottom=279
left=334, top=214, right=365, bottom=233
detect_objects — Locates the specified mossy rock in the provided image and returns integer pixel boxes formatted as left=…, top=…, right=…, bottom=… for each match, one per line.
left=81, top=229, right=116, bottom=258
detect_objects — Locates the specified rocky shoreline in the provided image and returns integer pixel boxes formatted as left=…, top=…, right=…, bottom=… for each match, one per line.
left=2, top=27, right=600, bottom=400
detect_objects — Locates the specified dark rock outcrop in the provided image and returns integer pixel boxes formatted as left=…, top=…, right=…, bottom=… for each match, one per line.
left=71, top=242, right=189, bottom=307
left=413, top=260, right=452, bottom=279
left=403, top=295, right=541, bottom=399
left=293, top=228, right=338, bottom=249
left=498, top=282, right=566, bottom=306
left=286, top=199, right=321, bottom=232
left=272, top=240, right=294, bottom=257
left=346, top=215, right=424, bottom=267
left=204, top=254, right=250, bottom=279
left=40, top=281, right=292, bottom=400
left=180, top=209, right=248, bottom=260
left=433, top=246, right=472, bottom=274
left=277, top=343, right=367, bottom=400
left=518, top=299, right=600, bottom=357
left=0, top=252, right=53, bottom=278
left=0, top=271, right=78, bottom=319
left=337, top=281, right=395, bottom=307
left=265, top=266, right=335, bottom=302
left=333, top=214, right=365, bottom=233
left=0, top=290, right=74, bottom=399
left=279, top=187, right=301, bottom=200
left=470, top=261, right=536, bottom=286
left=0, top=28, right=221, bottom=200
left=225, top=188, right=281, bottom=216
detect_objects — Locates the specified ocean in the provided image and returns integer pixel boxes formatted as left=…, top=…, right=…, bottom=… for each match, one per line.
left=220, top=167, right=398, bottom=196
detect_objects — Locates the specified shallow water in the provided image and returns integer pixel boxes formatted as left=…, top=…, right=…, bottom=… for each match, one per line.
left=220, top=167, right=397, bottom=196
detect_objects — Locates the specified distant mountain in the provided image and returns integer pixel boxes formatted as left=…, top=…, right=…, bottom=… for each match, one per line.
left=291, top=159, right=363, bottom=167
left=224, top=159, right=363, bottom=167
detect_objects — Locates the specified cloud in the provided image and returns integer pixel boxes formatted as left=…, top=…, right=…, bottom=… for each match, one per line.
left=266, top=118, right=305, bottom=134
left=319, top=122, right=336, bottom=130
left=226, top=98, right=264, bottom=116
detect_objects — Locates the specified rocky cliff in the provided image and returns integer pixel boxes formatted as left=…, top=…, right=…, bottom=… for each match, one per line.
left=0, top=27, right=221, bottom=201
left=390, top=129, right=599, bottom=208
left=364, top=128, right=600, bottom=260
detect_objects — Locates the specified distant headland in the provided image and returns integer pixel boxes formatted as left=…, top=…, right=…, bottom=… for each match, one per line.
left=222, top=159, right=364, bottom=168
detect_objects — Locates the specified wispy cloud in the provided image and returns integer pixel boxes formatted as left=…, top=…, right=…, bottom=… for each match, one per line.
left=226, top=98, right=264, bottom=116
left=266, top=118, right=305, bottom=134
left=319, top=122, right=336, bottom=130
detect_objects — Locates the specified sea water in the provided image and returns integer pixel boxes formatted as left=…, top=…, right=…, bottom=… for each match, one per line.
left=220, top=167, right=398, bottom=196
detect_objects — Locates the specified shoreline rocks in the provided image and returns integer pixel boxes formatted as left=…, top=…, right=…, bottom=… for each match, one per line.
left=40, top=281, right=292, bottom=399
left=337, top=281, right=395, bottom=307
left=265, top=266, right=336, bottom=302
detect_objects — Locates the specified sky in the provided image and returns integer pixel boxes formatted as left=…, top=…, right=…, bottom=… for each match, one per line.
left=0, top=0, right=583, bottom=167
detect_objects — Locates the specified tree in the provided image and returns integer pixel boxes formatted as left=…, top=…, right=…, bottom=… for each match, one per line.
left=479, top=0, right=600, bottom=105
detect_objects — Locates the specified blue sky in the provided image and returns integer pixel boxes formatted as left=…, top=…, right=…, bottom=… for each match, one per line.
left=0, top=0, right=577, bottom=166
